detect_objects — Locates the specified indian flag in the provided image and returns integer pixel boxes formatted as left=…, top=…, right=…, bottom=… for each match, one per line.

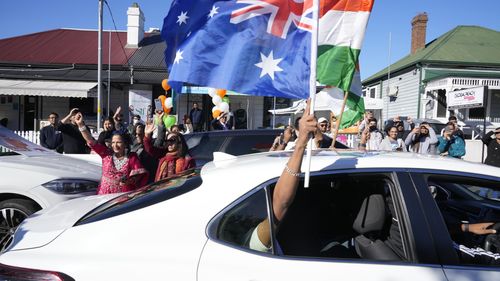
left=316, top=65, right=364, bottom=128
left=316, top=0, right=373, bottom=128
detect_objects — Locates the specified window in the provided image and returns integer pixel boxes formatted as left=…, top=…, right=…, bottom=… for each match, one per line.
left=76, top=169, right=202, bottom=225
left=212, top=172, right=408, bottom=261
left=424, top=174, right=500, bottom=266
left=215, top=188, right=273, bottom=253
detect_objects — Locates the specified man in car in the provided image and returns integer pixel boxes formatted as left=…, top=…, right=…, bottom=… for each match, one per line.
left=428, top=185, right=500, bottom=265
left=249, top=100, right=317, bottom=252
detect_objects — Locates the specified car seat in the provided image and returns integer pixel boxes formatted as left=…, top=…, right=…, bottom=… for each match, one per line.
left=352, top=194, right=400, bottom=261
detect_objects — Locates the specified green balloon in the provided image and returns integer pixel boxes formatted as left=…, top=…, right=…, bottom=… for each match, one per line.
left=222, top=96, right=230, bottom=103
left=163, top=115, right=177, bottom=130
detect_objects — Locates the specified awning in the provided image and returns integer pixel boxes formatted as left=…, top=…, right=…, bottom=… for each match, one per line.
left=0, top=79, right=98, bottom=98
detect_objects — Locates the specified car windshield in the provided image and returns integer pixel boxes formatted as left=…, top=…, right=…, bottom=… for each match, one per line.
left=76, top=168, right=202, bottom=225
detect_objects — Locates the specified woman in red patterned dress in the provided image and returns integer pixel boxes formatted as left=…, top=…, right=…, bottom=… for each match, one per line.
left=74, top=113, right=148, bottom=194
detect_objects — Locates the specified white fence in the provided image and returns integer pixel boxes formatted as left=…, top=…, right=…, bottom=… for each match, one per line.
left=0, top=130, right=41, bottom=153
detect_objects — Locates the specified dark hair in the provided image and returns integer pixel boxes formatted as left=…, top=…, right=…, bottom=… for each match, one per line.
left=294, top=117, right=301, bottom=130
left=420, top=121, right=429, bottom=126
left=133, top=114, right=141, bottom=119
left=111, top=132, right=132, bottom=152
left=448, top=116, right=457, bottom=121
left=388, top=126, right=398, bottom=132
left=103, top=116, right=116, bottom=131
left=49, top=112, right=59, bottom=118
left=167, top=132, right=189, bottom=158
left=368, top=117, right=377, bottom=123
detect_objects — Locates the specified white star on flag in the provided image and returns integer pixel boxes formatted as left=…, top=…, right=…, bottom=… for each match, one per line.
left=255, top=51, right=283, bottom=80
left=174, top=50, right=184, bottom=64
left=208, top=5, right=219, bottom=18
left=176, top=11, right=189, bottom=25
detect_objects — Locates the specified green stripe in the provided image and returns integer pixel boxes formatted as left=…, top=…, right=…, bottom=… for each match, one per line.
left=340, top=93, right=365, bottom=129
left=317, top=45, right=360, bottom=92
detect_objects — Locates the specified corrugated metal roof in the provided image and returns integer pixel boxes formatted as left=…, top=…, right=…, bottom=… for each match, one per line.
left=363, top=26, right=500, bottom=84
left=128, top=33, right=167, bottom=69
left=0, top=29, right=136, bottom=65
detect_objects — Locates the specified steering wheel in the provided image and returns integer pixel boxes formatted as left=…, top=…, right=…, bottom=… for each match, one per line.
left=483, top=223, right=500, bottom=252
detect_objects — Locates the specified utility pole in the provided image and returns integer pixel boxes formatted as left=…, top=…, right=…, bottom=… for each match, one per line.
left=97, top=0, right=103, bottom=132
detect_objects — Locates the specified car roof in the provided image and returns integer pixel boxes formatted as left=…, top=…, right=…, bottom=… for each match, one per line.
left=200, top=150, right=500, bottom=200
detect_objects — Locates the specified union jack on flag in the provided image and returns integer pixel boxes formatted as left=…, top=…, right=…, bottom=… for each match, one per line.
left=161, top=0, right=314, bottom=99
left=230, top=0, right=314, bottom=39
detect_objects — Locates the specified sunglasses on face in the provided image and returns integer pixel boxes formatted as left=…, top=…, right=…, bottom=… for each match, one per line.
left=319, top=124, right=327, bottom=127
left=166, top=138, right=178, bottom=145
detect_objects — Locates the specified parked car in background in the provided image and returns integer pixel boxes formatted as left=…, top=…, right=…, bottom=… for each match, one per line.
left=184, top=129, right=349, bottom=166
left=0, top=126, right=101, bottom=250
left=0, top=151, right=499, bottom=280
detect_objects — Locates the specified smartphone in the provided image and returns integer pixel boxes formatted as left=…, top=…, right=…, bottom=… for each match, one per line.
left=154, top=99, right=163, bottom=112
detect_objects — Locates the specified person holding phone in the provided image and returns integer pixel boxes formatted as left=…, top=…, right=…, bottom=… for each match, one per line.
left=270, top=125, right=296, bottom=151
left=379, top=126, right=407, bottom=152
left=438, top=122, right=466, bottom=158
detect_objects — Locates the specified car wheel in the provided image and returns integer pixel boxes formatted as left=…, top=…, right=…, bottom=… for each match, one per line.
left=0, top=199, right=40, bottom=251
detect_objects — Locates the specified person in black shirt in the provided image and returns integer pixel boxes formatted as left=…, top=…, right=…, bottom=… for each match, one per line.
left=482, top=127, right=500, bottom=168
left=39, top=112, right=63, bottom=153
left=58, top=108, right=89, bottom=154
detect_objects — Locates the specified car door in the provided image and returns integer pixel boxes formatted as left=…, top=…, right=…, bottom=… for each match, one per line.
left=410, top=170, right=500, bottom=280
left=198, top=170, right=448, bottom=281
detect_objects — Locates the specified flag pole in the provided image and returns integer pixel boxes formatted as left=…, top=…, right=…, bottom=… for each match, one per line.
left=304, top=0, right=320, bottom=188
left=330, top=91, right=349, bottom=149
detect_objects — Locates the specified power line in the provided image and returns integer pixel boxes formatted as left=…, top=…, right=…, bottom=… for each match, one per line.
left=103, top=0, right=130, bottom=67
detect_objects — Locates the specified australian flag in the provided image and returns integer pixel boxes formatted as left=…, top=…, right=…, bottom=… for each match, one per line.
left=161, top=0, right=313, bottom=99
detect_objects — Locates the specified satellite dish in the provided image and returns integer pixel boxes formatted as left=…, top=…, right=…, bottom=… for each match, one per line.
left=387, top=86, right=399, bottom=97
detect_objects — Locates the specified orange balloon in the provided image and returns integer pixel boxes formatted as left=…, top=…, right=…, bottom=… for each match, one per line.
left=212, top=110, right=221, bottom=119
left=165, top=107, right=171, bottom=114
left=161, top=79, right=171, bottom=91
left=216, top=89, right=226, bottom=98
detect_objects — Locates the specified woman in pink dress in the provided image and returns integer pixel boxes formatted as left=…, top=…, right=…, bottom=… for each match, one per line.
left=74, top=113, right=148, bottom=194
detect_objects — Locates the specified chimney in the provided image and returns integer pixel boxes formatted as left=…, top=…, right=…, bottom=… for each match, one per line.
left=411, top=13, right=428, bottom=54
left=126, top=3, right=145, bottom=48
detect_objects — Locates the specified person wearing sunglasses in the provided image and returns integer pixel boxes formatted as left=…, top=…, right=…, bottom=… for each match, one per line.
left=482, top=127, right=500, bottom=168
left=144, top=121, right=195, bottom=181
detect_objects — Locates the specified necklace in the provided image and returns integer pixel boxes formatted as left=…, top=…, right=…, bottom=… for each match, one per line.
left=113, top=154, right=128, bottom=170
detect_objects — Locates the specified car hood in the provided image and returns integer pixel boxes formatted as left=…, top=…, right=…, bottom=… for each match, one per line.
left=0, top=154, right=101, bottom=179
left=6, top=193, right=120, bottom=251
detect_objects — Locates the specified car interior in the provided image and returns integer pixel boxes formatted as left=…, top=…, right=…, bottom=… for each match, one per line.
left=273, top=174, right=406, bottom=261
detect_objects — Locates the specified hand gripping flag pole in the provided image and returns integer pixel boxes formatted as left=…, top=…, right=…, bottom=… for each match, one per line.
left=304, top=0, right=320, bottom=188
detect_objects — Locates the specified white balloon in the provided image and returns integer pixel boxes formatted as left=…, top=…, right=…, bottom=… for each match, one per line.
left=208, top=88, right=217, bottom=97
left=165, top=97, right=173, bottom=109
left=212, top=95, right=222, bottom=105
left=212, top=106, right=220, bottom=113
left=219, top=102, right=229, bottom=113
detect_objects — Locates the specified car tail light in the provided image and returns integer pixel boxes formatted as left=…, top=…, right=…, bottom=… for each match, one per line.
left=0, top=263, right=74, bottom=281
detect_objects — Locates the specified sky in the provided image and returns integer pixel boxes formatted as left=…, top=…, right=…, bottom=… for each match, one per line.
left=1, top=0, right=500, bottom=80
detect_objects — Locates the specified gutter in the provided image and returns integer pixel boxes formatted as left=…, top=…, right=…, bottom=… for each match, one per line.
left=417, top=63, right=423, bottom=118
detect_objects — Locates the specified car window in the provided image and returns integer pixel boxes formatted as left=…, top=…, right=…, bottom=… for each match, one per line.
left=225, top=135, right=275, bottom=155
left=212, top=172, right=409, bottom=262
left=423, top=174, right=500, bottom=267
left=186, top=134, right=227, bottom=162
left=76, top=169, right=202, bottom=225
left=215, top=188, right=273, bottom=253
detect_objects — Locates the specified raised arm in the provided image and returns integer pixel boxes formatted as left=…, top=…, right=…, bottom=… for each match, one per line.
left=74, top=113, right=96, bottom=145
left=256, top=100, right=317, bottom=248
left=60, top=108, right=79, bottom=124
left=482, top=131, right=494, bottom=146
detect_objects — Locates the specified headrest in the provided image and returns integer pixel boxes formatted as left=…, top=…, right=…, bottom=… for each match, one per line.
left=353, top=194, right=386, bottom=234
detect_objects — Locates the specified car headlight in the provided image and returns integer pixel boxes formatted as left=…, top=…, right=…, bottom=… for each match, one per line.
left=42, top=179, right=98, bottom=194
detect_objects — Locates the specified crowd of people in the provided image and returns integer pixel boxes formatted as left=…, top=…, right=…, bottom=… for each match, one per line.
left=39, top=108, right=195, bottom=195
left=268, top=110, right=500, bottom=169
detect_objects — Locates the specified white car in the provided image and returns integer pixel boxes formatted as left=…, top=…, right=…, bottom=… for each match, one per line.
left=0, top=151, right=499, bottom=280
left=0, top=126, right=101, bottom=250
